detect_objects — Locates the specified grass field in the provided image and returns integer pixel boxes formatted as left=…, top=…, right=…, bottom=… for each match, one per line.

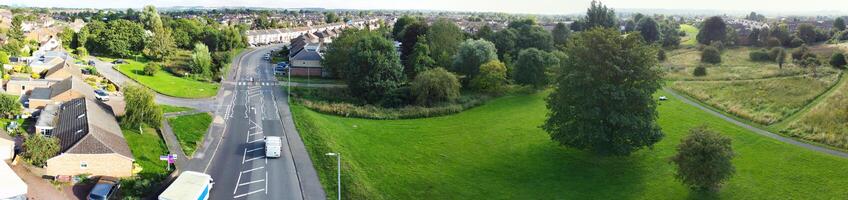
left=679, top=24, right=699, bottom=47
left=661, top=48, right=819, bottom=81
left=113, top=59, right=219, bottom=98
left=124, top=127, right=170, bottom=174
left=783, top=78, right=848, bottom=149
left=168, top=113, right=212, bottom=156
left=671, top=74, right=840, bottom=125
left=160, top=104, right=193, bottom=113
left=292, top=90, right=848, bottom=199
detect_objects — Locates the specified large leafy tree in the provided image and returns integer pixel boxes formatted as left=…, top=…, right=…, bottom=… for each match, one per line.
left=697, top=16, right=727, bottom=45
left=834, top=17, right=846, bottom=31
left=551, top=22, right=572, bottom=47
left=139, top=5, right=164, bottom=30
left=636, top=17, right=660, bottom=43
left=671, top=126, right=736, bottom=191
left=514, top=48, right=559, bottom=88
left=544, top=28, right=664, bottom=156
left=451, top=39, right=498, bottom=83
left=470, top=60, right=507, bottom=94
left=406, top=36, right=436, bottom=78
left=796, top=23, right=817, bottom=44
left=8, top=15, right=25, bottom=41
left=322, top=29, right=364, bottom=79
left=192, top=43, right=213, bottom=78
left=427, top=19, right=465, bottom=68
left=330, top=31, right=406, bottom=103
left=121, top=84, right=163, bottom=129
left=144, top=26, right=176, bottom=61
left=170, top=18, right=203, bottom=49
left=486, top=28, right=517, bottom=60
left=392, top=15, right=417, bottom=39
left=0, top=94, right=22, bottom=118
left=583, top=0, right=617, bottom=29
left=22, top=133, right=60, bottom=167
left=99, top=19, right=145, bottom=57
left=58, top=27, right=75, bottom=50
left=399, top=21, right=428, bottom=66
left=410, top=67, right=460, bottom=106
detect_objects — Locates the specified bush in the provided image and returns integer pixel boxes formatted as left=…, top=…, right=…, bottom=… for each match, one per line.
left=701, top=46, right=721, bottom=64
left=792, top=45, right=812, bottom=61
left=76, top=47, right=88, bottom=57
left=749, top=49, right=771, bottom=61
left=766, top=37, right=782, bottom=48
left=471, top=60, right=508, bottom=94
left=830, top=52, right=847, bottom=69
left=410, top=68, right=461, bottom=106
left=143, top=62, right=160, bottom=76
left=292, top=87, right=493, bottom=119
left=379, top=86, right=414, bottom=108
left=670, top=126, right=735, bottom=191
left=657, top=49, right=667, bottom=61
left=789, top=37, right=804, bottom=48
left=106, top=84, right=117, bottom=92
left=693, top=66, right=708, bottom=76
left=22, top=133, right=60, bottom=167
left=0, top=94, right=22, bottom=117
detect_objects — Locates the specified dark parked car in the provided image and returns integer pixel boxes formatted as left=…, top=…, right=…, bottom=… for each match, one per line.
left=88, top=60, right=96, bottom=66
left=111, top=59, right=125, bottom=64
left=87, top=176, right=119, bottom=200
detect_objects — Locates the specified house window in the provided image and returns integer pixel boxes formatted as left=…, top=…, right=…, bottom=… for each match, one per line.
left=80, top=162, right=88, bottom=169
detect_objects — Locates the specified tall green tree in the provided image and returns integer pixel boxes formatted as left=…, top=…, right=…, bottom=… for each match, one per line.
left=8, top=15, right=25, bottom=41
left=0, top=51, right=9, bottom=65
left=636, top=17, right=660, bottom=43
left=514, top=48, right=559, bottom=88
left=451, top=39, right=498, bottom=83
left=392, top=15, right=417, bottom=39
left=99, top=19, right=145, bottom=57
left=583, top=0, right=617, bottom=29
left=486, top=28, right=517, bottom=60
left=328, top=31, right=406, bottom=103
left=22, top=133, right=60, bottom=167
left=427, top=19, right=465, bottom=68
left=140, top=5, right=164, bottom=30
left=796, top=23, right=818, bottom=44
left=325, top=12, right=340, bottom=23
left=399, top=21, right=428, bottom=65
left=470, top=60, right=507, bottom=94
left=191, top=43, right=213, bottom=78
left=475, top=25, right=494, bottom=40
left=775, top=47, right=787, bottom=69
left=58, top=27, right=75, bottom=50
left=671, top=126, right=735, bottom=191
left=121, top=84, right=163, bottom=129
left=144, top=26, right=176, bottom=61
left=544, top=28, right=664, bottom=156
left=406, top=36, right=436, bottom=78
left=834, top=17, right=846, bottom=31
left=322, top=29, right=364, bottom=79
left=697, top=16, right=727, bottom=45
left=551, top=22, right=572, bottom=47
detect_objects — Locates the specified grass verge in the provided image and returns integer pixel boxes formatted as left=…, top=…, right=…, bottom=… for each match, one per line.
left=160, top=104, right=193, bottom=113
left=112, top=58, right=219, bottom=98
left=167, top=113, right=212, bottom=156
left=123, top=127, right=170, bottom=174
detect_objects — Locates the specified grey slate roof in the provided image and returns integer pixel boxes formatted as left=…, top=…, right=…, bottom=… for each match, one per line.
left=50, top=98, right=132, bottom=160
left=291, top=49, right=322, bottom=61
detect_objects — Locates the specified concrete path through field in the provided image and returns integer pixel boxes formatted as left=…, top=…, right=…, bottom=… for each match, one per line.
left=663, top=87, right=848, bottom=158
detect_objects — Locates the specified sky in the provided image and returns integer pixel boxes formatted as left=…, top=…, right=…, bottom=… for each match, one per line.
left=4, top=0, right=848, bottom=15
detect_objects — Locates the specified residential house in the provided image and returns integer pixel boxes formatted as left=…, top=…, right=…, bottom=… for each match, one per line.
left=27, top=77, right=95, bottom=109
left=43, top=59, right=84, bottom=81
left=289, top=43, right=324, bottom=77
left=4, top=77, right=55, bottom=96
left=0, top=132, right=13, bottom=161
left=40, top=98, right=134, bottom=177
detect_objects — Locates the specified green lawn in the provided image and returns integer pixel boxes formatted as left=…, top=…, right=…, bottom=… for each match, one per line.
left=293, top=90, right=848, bottom=199
left=160, top=104, right=193, bottom=113
left=679, top=24, right=699, bottom=47
left=671, top=74, right=840, bottom=125
left=123, top=127, right=170, bottom=175
left=661, top=48, right=821, bottom=81
left=112, top=58, right=219, bottom=98
left=167, top=113, right=212, bottom=156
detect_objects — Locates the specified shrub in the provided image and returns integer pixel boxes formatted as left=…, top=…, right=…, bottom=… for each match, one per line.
left=792, top=45, right=811, bottom=61
left=30, top=72, right=40, bottom=79
left=749, top=49, right=771, bottom=61
left=0, top=94, right=22, bottom=117
left=76, top=47, right=88, bottom=57
left=410, top=68, right=461, bottom=106
left=766, top=37, right=782, bottom=48
left=379, top=86, right=414, bottom=108
left=143, top=62, right=160, bottom=76
left=471, top=60, right=507, bottom=94
left=829, top=52, right=847, bottom=69
left=693, top=66, right=708, bottom=76
left=106, top=84, right=117, bottom=92
left=789, top=37, right=804, bottom=48
left=701, top=46, right=721, bottom=64
left=22, top=133, right=60, bottom=167
left=657, top=49, right=667, bottom=61
left=670, top=126, right=735, bottom=191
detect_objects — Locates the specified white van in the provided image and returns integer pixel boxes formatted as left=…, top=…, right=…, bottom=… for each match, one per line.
left=159, top=171, right=214, bottom=200
left=265, top=136, right=282, bottom=158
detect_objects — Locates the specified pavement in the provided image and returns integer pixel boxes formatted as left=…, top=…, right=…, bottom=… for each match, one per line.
left=664, top=87, right=848, bottom=158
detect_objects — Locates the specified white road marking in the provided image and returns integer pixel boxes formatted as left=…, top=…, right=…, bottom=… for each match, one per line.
left=246, top=147, right=263, bottom=153
left=233, top=169, right=243, bottom=194
left=241, top=148, right=247, bottom=164
left=265, top=171, right=269, bottom=194
left=238, top=179, right=265, bottom=186
left=244, top=156, right=264, bottom=163
left=234, top=189, right=265, bottom=199
left=241, top=166, right=265, bottom=173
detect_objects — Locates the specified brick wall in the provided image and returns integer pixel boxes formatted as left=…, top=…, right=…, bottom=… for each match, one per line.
left=45, top=153, right=134, bottom=177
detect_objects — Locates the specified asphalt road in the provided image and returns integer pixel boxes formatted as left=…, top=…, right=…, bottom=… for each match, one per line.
left=181, top=45, right=326, bottom=200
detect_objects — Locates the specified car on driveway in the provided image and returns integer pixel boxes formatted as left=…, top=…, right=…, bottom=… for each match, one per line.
left=87, top=176, right=119, bottom=200
left=88, top=60, right=96, bottom=66
left=94, top=90, right=110, bottom=101
left=111, top=59, right=125, bottom=64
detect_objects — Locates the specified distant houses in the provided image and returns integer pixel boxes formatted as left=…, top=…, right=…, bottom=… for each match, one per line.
left=245, top=18, right=382, bottom=46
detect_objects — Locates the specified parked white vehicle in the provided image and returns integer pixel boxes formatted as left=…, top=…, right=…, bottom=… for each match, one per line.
left=265, top=136, right=282, bottom=158
left=158, top=171, right=214, bottom=200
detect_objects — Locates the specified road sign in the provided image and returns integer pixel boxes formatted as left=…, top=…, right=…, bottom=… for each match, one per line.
left=160, top=154, right=178, bottom=170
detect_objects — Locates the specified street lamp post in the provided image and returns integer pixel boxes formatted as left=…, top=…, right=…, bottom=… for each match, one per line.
left=325, top=152, right=340, bottom=200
